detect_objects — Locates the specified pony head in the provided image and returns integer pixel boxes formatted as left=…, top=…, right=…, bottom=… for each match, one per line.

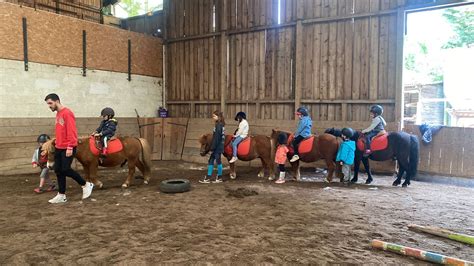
left=41, top=138, right=56, bottom=170
left=198, top=134, right=213, bottom=156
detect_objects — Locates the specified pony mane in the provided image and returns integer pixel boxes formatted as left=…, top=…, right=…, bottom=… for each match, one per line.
left=41, top=138, right=56, bottom=155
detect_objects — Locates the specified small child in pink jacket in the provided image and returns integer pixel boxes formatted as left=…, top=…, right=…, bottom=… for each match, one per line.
left=275, top=133, right=289, bottom=184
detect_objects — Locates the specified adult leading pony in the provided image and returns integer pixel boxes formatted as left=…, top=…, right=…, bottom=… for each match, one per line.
left=42, top=136, right=152, bottom=188
left=198, top=134, right=275, bottom=180
left=270, top=130, right=340, bottom=181
left=325, top=128, right=419, bottom=187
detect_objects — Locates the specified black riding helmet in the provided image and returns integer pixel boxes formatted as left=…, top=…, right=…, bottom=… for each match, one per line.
left=101, top=107, right=115, bottom=118
left=296, top=107, right=309, bottom=117
left=341, top=128, right=354, bottom=139
left=234, top=111, right=247, bottom=121
left=37, top=133, right=51, bottom=143
left=369, top=105, right=383, bottom=116
left=277, top=132, right=288, bottom=145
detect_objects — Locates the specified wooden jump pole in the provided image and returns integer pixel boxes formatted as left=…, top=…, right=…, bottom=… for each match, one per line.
left=371, top=239, right=474, bottom=265
left=408, top=224, right=474, bottom=245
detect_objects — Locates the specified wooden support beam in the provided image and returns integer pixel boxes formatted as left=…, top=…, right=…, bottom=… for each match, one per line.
left=166, top=8, right=400, bottom=44
left=294, top=20, right=303, bottom=119
left=395, top=7, right=405, bottom=130
left=302, top=9, right=397, bottom=25
left=220, top=32, right=227, bottom=114
left=167, top=99, right=396, bottom=105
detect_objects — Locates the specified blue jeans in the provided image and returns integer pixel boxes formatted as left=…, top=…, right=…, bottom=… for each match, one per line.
left=365, top=131, right=379, bottom=150
left=231, top=136, right=244, bottom=157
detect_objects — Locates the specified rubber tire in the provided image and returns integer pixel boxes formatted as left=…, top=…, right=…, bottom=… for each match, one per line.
left=159, top=179, right=191, bottom=193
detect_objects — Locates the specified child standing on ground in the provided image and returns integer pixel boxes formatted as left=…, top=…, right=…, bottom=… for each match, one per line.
left=290, top=107, right=313, bottom=162
left=275, top=132, right=289, bottom=184
left=334, top=128, right=356, bottom=183
left=200, top=111, right=226, bottom=184
left=32, top=134, right=56, bottom=193
left=362, top=105, right=386, bottom=156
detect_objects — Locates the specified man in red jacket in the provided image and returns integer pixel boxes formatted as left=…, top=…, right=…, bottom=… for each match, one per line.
left=44, top=93, right=94, bottom=203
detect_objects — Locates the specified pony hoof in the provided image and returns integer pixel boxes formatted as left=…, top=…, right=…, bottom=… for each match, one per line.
left=230, top=175, right=236, bottom=180
left=144, top=180, right=149, bottom=185
left=268, top=176, right=275, bottom=181
left=258, top=173, right=264, bottom=178
left=350, top=179, right=358, bottom=183
left=402, top=183, right=408, bottom=187
left=365, top=179, right=373, bottom=185
left=121, top=184, right=129, bottom=189
left=392, top=181, right=401, bottom=186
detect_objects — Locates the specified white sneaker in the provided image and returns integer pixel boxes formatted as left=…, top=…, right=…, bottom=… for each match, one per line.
left=48, top=193, right=67, bottom=204
left=229, top=157, right=238, bottom=163
left=82, top=182, right=94, bottom=199
left=290, top=155, right=300, bottom=162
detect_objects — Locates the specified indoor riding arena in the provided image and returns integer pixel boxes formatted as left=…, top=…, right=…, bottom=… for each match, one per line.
left=1, top=0, right=473, bottom=264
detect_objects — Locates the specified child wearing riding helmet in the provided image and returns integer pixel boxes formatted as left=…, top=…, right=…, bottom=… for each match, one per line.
left=275, top=132, right=289, bottom=184
left=229, top=111, right=249, bottom=163
left=334, top=128, right=356, bottom=184
left=290, top=107, right=313, bottom=162
left=200, top=110, right=226, bottom=184
left=32, top=134, right=56, bottom=193
left=362, top=105, right=386, bottom=156
left=92, top=107, right=118, bottom=156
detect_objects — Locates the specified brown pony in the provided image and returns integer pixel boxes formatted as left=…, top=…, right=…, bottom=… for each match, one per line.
left=270, top=130, right=340, bottom=181
left=42, top=136, right=152, bottom=188
left=199, top=134, right=275, bottom=180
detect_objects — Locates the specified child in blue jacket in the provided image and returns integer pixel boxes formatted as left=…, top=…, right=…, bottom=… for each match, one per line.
left=290, top=107, right=312, bottom=163
left=333, top=128, right=356, bottom=183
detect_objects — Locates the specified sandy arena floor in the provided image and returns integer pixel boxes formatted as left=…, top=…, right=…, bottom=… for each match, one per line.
left=0, top=161, right=473, bottom=264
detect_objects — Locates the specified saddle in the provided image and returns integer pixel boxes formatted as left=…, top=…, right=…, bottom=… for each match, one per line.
left=224, top=136, right=251, bottom=157
left=89, top=136, right=123, bottom=156
left=356, top=131, right=388, bottom=152
left=287, top=134, right=315, bottom=155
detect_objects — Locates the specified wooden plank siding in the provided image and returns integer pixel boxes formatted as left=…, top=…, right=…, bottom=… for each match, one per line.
left=165, top=0, right=406, bottom=123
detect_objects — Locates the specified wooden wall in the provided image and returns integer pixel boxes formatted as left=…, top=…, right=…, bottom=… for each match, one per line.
left=0, top=118, right=186, bottom=176
left=404, top=125, right=474, bottom=178
left=165, top=0, right=406, bottom=123
left=4, top=0, right=102, bottom=23
left=0, top=118, right=140, bottom=176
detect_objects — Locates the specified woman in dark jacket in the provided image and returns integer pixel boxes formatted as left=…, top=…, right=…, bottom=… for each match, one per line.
left=200, top=110, right=226, bottom=184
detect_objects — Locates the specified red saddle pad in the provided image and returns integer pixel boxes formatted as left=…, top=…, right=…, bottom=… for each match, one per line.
left=288, top=135, right=314, bottom=155
left=357, top=133, right=388, bottom=152
left=89, top=136, right=123, bottom=156
left=224, top=136, right=251, bottom=157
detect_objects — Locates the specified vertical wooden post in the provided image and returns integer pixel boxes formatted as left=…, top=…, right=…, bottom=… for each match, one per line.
left=395, top=7, right=405, bottom=130
left=22, top=17, right=28, bottom=72
left=163, top=0, right=169, bottom=109
left=82, top=30, right=87, bottom=77
left=220, top=0, right=228, bottom=114
left=190, top=102, right=195, bottom=118
left=294, top=20, right=303, bottom=119
left=128, top=39, right=132, bottom=81
left=341, top=103, right=348, bottom=121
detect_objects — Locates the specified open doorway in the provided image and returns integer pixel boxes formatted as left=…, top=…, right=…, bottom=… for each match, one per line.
left=403, top=3, right=473, bottom=127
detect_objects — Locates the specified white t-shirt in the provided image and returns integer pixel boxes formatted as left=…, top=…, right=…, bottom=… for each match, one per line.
left=235, top=119, right=249, bottom=138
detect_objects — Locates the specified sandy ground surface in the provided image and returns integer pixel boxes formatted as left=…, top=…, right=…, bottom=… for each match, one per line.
left=0, top=161, right=473, bottom=265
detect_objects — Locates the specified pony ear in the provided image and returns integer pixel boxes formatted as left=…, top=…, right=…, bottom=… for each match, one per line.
left=272, top=129, right=275, bottom=134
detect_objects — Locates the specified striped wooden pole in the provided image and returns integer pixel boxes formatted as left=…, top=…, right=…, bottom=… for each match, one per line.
left=408, top=224, right=474, bottom=245
left=371, top=239, right=474, bottom=266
